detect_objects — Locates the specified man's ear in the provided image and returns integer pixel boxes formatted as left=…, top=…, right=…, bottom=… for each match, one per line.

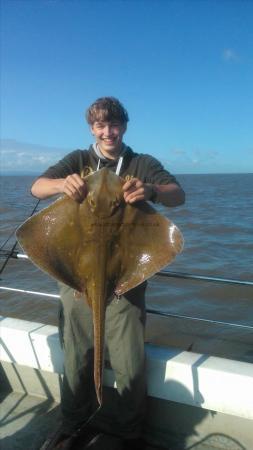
left=90, top=125, right=95, bottom=135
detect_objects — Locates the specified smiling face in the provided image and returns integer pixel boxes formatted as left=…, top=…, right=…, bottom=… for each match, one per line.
left=91, top=120, right=127, bottom=159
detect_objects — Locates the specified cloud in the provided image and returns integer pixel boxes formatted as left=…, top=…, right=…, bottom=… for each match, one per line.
left=0, top=139, right=72, bottom=173
left=160, top=147, right=221, bottom=174
left=222, top=48, right=239, bottom=62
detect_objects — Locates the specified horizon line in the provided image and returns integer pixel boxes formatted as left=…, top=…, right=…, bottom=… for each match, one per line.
left=1, top=171, right=252, bottom=177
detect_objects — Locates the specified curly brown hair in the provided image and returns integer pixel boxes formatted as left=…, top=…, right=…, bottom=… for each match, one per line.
left=86, top=97, right=129, bottom=125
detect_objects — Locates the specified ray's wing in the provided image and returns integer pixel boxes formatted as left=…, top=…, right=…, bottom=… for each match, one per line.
left=115, top=201, right=184, bottom=296
left=16, top=196, right=89, bottom=292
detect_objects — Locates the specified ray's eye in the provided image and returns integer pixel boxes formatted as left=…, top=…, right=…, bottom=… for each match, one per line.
left=88, top=194, right=96, bottom=209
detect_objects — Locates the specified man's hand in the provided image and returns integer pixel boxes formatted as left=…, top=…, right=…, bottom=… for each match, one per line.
left=62, top=174, right=87, bottom=203
left=122, top=178, right=153, bottom=204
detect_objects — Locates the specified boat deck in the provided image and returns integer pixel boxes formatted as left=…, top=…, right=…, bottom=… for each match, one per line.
left=1, top=316, right=252, bottom=449
left=1, top=391, right=217, bottom=450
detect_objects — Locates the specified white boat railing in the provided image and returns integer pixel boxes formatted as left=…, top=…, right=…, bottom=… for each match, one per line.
left=0, top=252, right=253, bottom=330
left=0, top=250, right=253, bottom=330
left=0, top=284, right=253, bottom=330
left=1, top=250, right=253, bottom=286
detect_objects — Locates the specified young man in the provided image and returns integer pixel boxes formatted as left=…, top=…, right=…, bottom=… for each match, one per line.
left=35, top=97, right=185, bottom=450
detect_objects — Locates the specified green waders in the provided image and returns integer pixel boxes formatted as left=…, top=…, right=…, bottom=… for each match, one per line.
left=58, top=281, right=147, bottom=438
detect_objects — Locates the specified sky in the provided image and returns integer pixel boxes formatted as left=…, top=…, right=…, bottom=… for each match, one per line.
left=1, top=0, right=253, bottom=175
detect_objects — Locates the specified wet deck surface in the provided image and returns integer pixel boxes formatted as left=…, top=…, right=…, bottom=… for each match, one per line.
left=0, top=391, right=220, bottom=450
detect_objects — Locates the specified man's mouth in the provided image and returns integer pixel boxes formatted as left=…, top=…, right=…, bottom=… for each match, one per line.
left=103, top=138, right=116, bottom=144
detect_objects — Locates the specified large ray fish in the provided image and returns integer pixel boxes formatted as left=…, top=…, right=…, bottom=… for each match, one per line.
left=16, top=168, right=184, bottom=405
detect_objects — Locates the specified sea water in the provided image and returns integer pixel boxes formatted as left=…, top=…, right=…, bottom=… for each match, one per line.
left=1, top=173, right=253, bottom=362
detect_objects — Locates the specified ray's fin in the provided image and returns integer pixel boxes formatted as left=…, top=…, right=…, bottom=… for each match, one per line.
left=115, top=202, right=184, bottom=295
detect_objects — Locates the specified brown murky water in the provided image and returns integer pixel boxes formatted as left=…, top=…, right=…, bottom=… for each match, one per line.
left=1, top=174, right=253, bottom=363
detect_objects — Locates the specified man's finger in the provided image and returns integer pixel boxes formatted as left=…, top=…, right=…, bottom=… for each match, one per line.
left=122, top=178, right=139, bottom=191
left=124, top=191, right=144, bottom=203
left=66, top=174, right=85, bottom=190
left=63, top=176, right=87, bottom=202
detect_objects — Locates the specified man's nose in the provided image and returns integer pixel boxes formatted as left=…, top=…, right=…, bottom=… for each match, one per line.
left=104, top=125, right=113, bottom=136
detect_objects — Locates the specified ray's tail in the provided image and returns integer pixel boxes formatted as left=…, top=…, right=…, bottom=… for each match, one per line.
left=90, top=245, right=109, bottom=406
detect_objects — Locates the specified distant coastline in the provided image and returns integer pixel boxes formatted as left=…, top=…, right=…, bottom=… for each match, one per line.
left=1, top=171, right=252, bottom=177
left=1, top=172, right=40, bottom=176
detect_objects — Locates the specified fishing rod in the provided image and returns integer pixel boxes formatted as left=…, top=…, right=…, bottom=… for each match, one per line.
left=0, top=249, right=253, bottom=287
left=0, top=285, right=252, bottom=331
left=0, top=199, right=41, bottom=276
